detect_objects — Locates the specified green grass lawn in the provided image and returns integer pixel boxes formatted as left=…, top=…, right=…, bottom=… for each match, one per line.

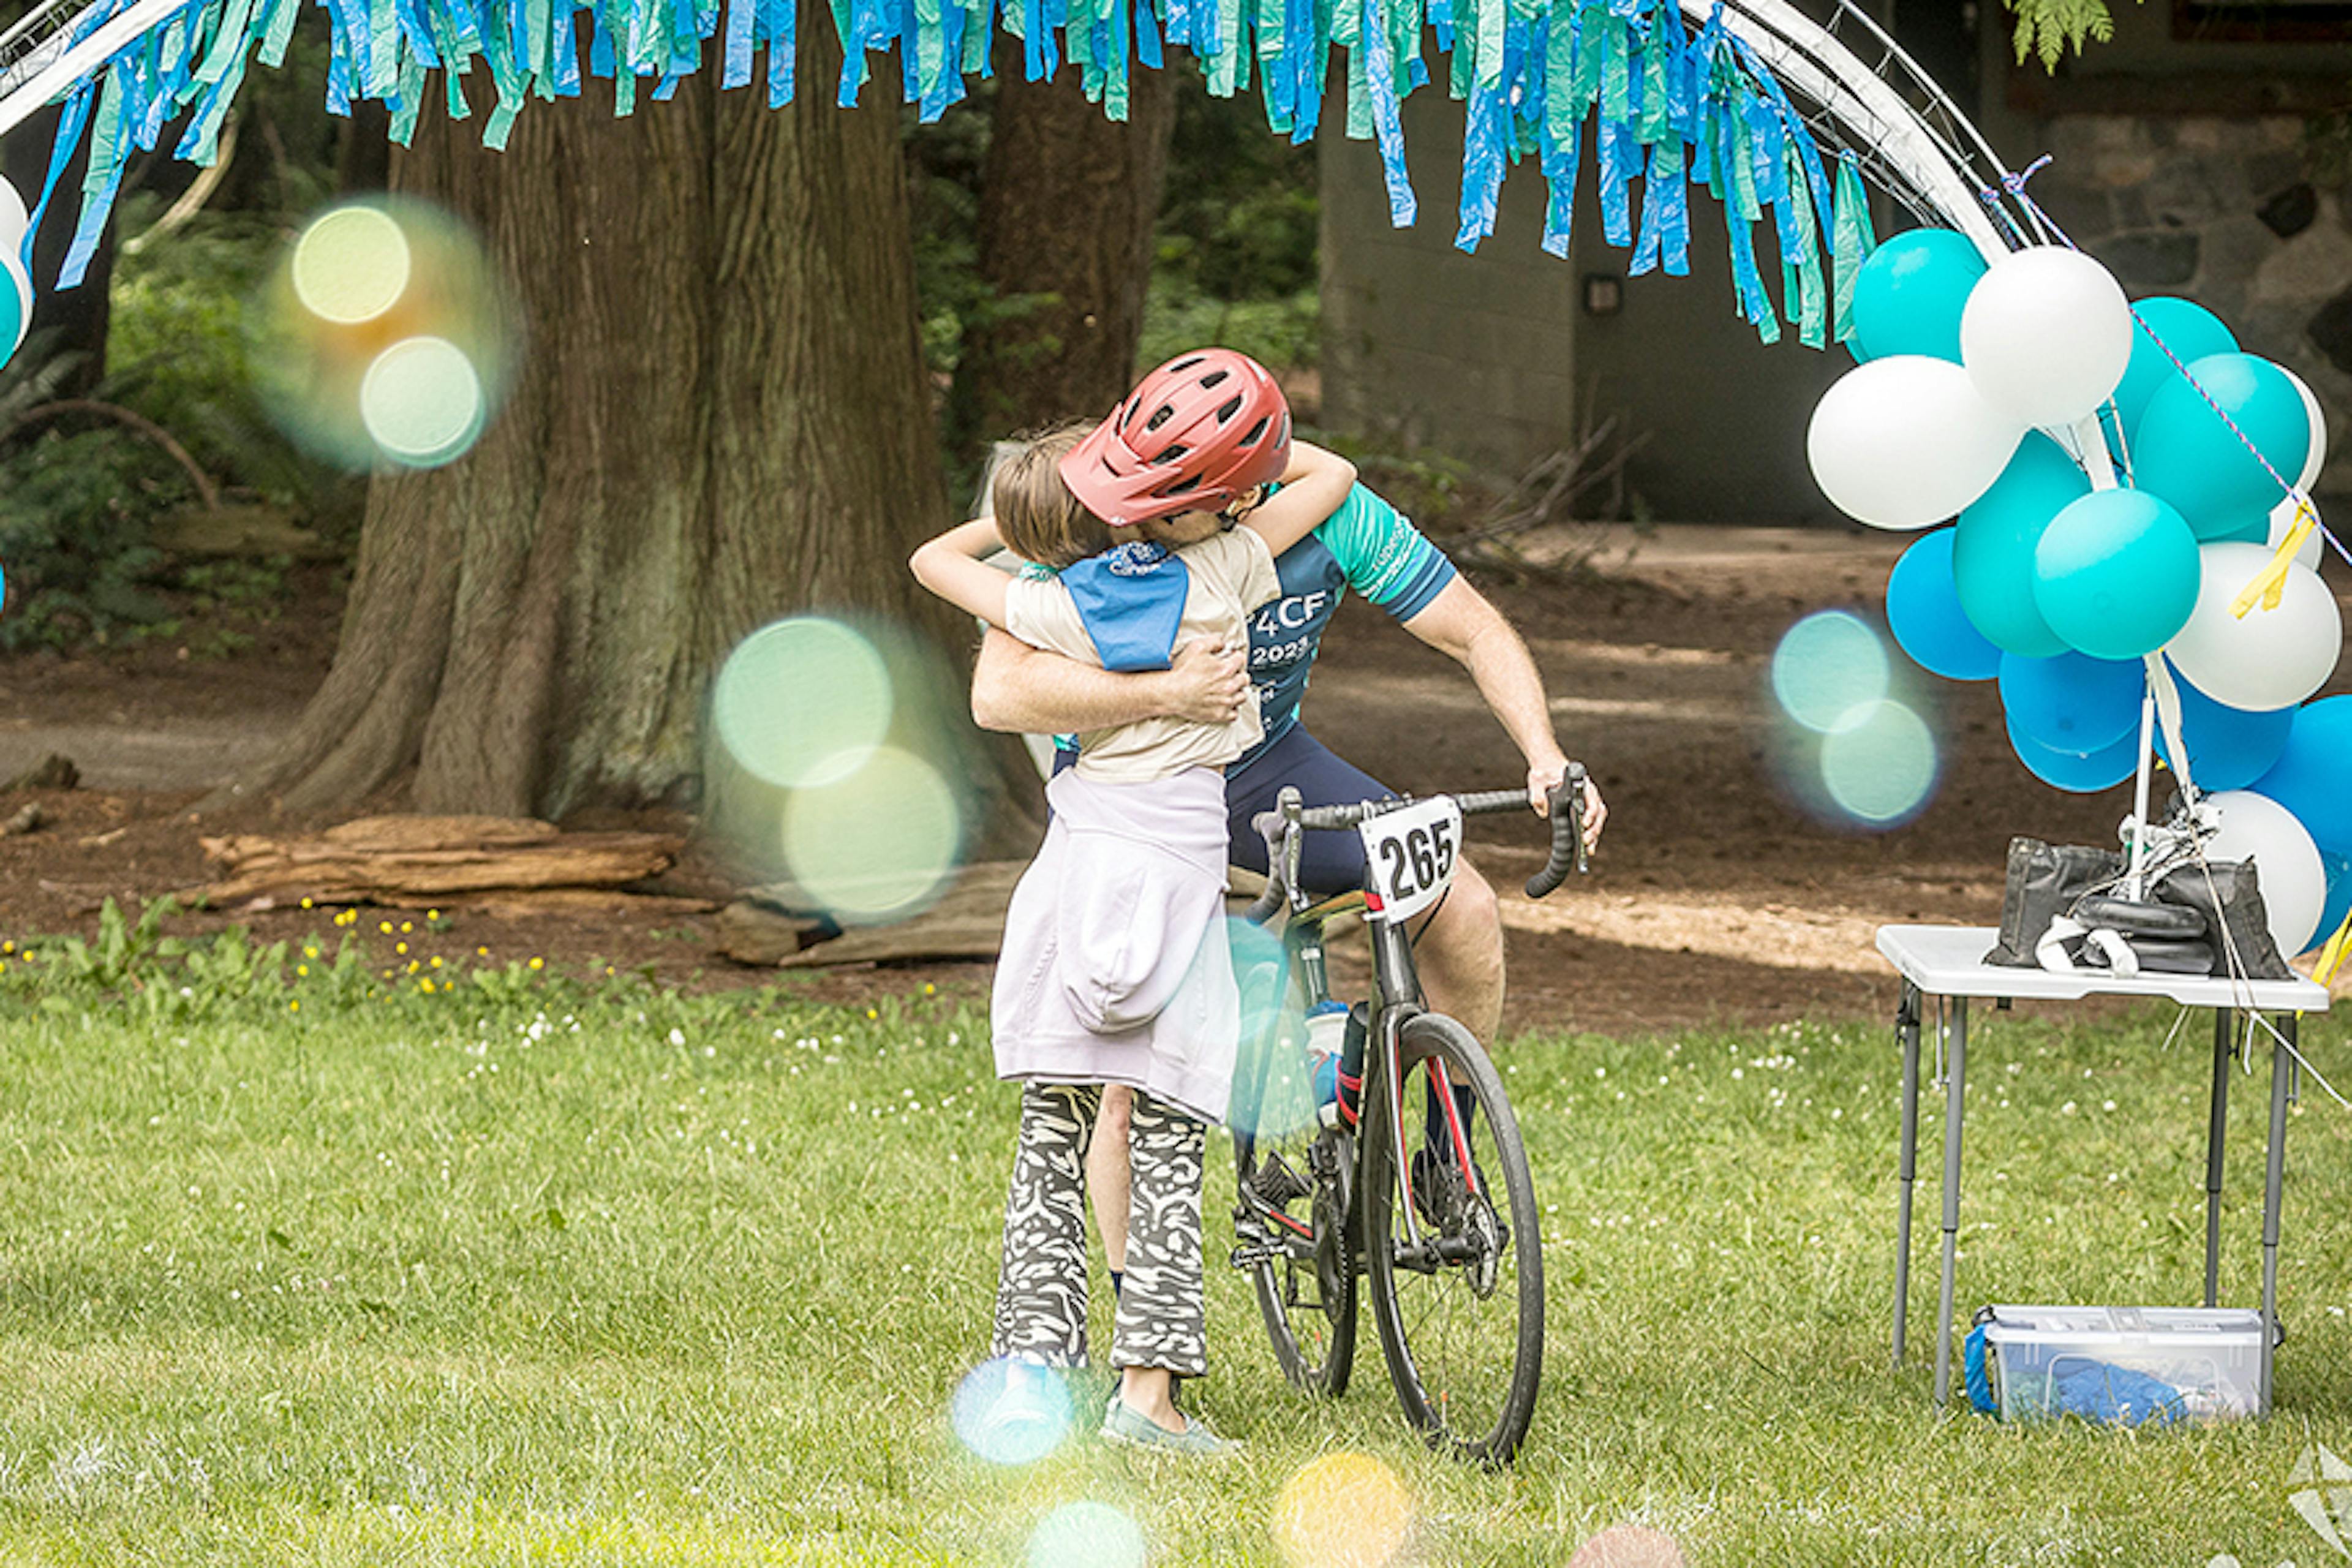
left=3, top=924, right=2350, bottom=1565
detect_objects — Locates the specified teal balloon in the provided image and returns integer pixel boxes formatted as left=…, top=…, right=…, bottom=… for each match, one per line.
left=2248, top=695, right=2352, bottom=858
left=2031, top=490, right=2201, bottom=660
left=2112, top=298, right=2237, bottom=432
left=1952, top=434, right=2087, bottom=657
left=1852, top=230, right=1988, bottom=364
left=1886, top=529, right=2001, bottom=680
left=2154, top=669, right=2294, bottom=792
left=2000, top=649, right=2144, bottom=755
left=2007, top=714, right=2140, bottom=793
left=2133, top=353, right=2313, bottom=540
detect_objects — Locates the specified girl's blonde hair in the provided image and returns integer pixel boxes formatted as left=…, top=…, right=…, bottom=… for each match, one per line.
left=990, top=421, right=1114, bottom=570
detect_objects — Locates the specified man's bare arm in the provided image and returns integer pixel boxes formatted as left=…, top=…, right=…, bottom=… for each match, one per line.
left=970, top=627, right=1248, bottom=734
left=1400, top=576, right=1608, bottom=847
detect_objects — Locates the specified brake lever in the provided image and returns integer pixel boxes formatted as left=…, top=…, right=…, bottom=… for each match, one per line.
left=1524, top=762, right=1590, bottom=900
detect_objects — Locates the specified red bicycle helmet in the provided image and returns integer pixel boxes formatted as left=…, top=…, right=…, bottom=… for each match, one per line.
left=1058, top=349, right=1293, bottom=527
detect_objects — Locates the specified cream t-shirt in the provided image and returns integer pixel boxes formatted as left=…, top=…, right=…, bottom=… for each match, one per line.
left=1002, top=528, right=1281, bottom=782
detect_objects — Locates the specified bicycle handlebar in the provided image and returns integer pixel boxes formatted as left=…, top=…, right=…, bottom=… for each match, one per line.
left=1242, top=766, right=1591, bottom=925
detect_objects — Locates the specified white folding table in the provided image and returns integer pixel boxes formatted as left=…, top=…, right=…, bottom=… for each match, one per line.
left=1875, top=924, right=2331, bottom=1412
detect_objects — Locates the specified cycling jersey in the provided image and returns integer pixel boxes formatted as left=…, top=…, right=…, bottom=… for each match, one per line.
left=1237, top=483, right=1456, bottom=770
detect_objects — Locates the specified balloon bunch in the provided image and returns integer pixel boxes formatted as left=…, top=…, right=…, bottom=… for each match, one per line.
left=0, top=177, right=32, bottom=373
left=1807, top=229, right=2344, bottom=960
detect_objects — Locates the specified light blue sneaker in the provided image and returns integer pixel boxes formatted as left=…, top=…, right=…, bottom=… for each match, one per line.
left=1099, top=1398, right=1242, bottom=1457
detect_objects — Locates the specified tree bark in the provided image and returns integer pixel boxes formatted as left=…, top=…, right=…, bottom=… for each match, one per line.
left=227, top=25, right=1033, bottom=841
left=940, top=38, right=1177, bottom=466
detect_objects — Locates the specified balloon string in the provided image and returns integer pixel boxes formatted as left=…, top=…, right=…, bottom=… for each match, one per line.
left=2315, top=908, right=2352, bottom=989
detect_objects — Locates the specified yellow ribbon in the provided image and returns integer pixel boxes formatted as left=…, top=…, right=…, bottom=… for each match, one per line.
left=2228, top=496, right=2317, bottom=619
left=2316, top=909, right=2352, bottom=988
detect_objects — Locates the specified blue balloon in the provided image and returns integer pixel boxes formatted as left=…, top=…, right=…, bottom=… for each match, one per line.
left=2000, top=649, right=2146, bottom=756
left=2008, top=714, right=2141, bottom=793
left=2154, top=668, right=2296, bottom=793
left=1852, top=230, right=1988, bottom=364
left=2112, top=298, right=2238, bottom=433
left=2031, top=490, right=2201, bottom=660
left=2248, top=696, right=2352, bottom=859
left=1952, top=434, right=2087, bottom=658
left=1887, top=529, right=2000, bottom=680
left=2133, top=353, right=2313, bottom=541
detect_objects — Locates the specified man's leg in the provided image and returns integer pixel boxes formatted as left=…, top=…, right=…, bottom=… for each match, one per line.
left=1085, top=1084, right=1134, bottom=1279
left=1414, top=859, right=1505, bottom=1044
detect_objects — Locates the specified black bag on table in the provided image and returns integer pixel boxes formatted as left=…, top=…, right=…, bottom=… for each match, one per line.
left=1983, top=836, right=2291, bottom=981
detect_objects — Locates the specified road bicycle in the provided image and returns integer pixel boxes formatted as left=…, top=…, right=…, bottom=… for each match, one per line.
left=1226, top=766, right=1588, bottom=1466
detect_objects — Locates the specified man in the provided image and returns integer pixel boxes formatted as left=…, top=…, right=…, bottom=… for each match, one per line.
left=969, top=447, right=1606, bottom=1291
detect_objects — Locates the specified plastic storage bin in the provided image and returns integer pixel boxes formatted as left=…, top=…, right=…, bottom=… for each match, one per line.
left=1970, top=1305, right=2267, bottom=1426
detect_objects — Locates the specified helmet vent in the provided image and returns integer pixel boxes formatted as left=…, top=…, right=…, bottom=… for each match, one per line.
left=1145, top=404, right=1177, bottom=431
left=1240, top=417, right=1270, bottom=448
left=1216, top=395, right=1243, bottom=423
left=1199, top=368, right=1230, bottom=389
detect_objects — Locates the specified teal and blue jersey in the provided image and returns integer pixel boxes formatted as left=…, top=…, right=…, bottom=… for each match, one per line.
left=1236, top=482, right=1456, bottom=769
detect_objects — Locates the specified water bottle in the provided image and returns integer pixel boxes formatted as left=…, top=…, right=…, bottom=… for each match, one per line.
left=1305, top=1001, right=1348, bottom=1127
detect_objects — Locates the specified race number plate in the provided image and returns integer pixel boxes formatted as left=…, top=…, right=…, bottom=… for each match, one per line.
left=1359, top=797, right=1463, bottom=924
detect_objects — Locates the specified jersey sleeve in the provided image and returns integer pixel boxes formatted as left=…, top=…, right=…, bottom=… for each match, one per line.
left=1314, top=483, right=1457, bottom=621
left=1002, top=576, right=1104, bottom=666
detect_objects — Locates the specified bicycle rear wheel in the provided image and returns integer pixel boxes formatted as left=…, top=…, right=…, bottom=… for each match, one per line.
left=1234, top=1118, right=1358, bottom=1396
left=1362, top=1011, right=1543, bottom=1464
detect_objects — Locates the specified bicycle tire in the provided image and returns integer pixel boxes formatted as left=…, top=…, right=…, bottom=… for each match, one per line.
left=1362, top=1011, right=1543, bottom=1465
left=1228, top=956, right=1357, bottom=1398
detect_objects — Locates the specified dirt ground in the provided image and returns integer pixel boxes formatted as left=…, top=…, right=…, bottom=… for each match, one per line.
left=2, top=528, right=2343, bottom=1038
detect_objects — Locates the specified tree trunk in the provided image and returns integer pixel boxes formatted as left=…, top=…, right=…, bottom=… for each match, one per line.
left=940, top=39, right=1177, bottom=467
left=228, top=26, right=1033, bottom=840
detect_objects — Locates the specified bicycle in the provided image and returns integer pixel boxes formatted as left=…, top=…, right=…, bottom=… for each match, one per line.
left=1226, top=766, right=1588, bottom=1466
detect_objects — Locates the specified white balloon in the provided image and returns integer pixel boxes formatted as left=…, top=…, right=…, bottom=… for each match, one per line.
left=2165, top=540, right=2342, bottom=711
left=2278, top=364, right=2328, bottom=491
left=1960, top=247, right=2135, bottom=428
left=2268, top=492, right=2324, bottom=571
left=1806, top=356, right=2024, bottom=530
left=2203, top=789, right=2328, bottom=957
left=0, top=176, right=25, bottom=259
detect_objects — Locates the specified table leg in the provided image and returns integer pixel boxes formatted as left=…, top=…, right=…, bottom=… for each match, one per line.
left=2261, top=1012, right=2293, bottom=1415
left=1934, top=997, right=1968, bottom=1407
left=2204, top=1008, right=2232, bottom=1310
left=1893, top=981, right=1922, bottom=1371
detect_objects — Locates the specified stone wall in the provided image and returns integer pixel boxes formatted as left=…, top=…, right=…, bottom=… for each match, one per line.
left=2019, top=115, right=2349, bottom=500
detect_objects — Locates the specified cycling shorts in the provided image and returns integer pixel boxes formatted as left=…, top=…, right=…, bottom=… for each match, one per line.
left=1223, top=724, right=1399, bottom=899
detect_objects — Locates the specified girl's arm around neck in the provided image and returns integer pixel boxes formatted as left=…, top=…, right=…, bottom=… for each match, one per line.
left=909, top=518, right=1016, bottom=629
left=1237, top=440, right=1357, bottom=559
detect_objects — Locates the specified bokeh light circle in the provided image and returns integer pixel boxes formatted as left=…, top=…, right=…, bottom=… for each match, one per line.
left=1567, top=1525, right=1689, bottom=1568
left=712, top=617, right=894, bottom=789
left=290, top=205, right=412, bottom=323
left=1272, top=1452, right=1413, bottom=1568
left=781, top=746, right=961, bottom=923
left=1771, top=610, right=1888, bottom=733
left=1820, top=699, right=1939, bottom=824
left=255, top=196, right=518, bottom=472
left=360, top=336, right=485, bottom=467
left=1028, top=1502, right=1146, bottom=1568
left=949, top=1357, right=1073, bottom=1466
left=1224, top=917, right=1314, bottom=1142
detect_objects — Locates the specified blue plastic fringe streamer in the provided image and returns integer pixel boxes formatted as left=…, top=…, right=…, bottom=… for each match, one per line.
left=26, top=0, right=1844, bottom=344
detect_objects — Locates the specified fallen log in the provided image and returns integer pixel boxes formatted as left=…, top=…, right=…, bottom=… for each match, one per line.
left=720, top=861, right=1025, bottom=968
left=185, top=815, right=684, bottom=906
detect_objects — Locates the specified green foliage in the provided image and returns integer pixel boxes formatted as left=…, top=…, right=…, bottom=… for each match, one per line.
left=0, top=427, right=190, bottom=648
left=108, top=208, right=362, bottom=529
left=2007, top=0, right=2120, bottom=67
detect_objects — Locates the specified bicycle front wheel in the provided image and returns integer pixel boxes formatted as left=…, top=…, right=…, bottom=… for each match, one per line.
left=1362, top=1011, right=1543, bottom=1465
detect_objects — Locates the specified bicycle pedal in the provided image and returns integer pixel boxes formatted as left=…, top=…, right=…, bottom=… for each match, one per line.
left=1229, top=1242, right=1284, bottom=1270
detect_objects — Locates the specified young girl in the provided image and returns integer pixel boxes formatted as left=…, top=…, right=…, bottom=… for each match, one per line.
left=909, top=350, right=1355, bottom=1455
